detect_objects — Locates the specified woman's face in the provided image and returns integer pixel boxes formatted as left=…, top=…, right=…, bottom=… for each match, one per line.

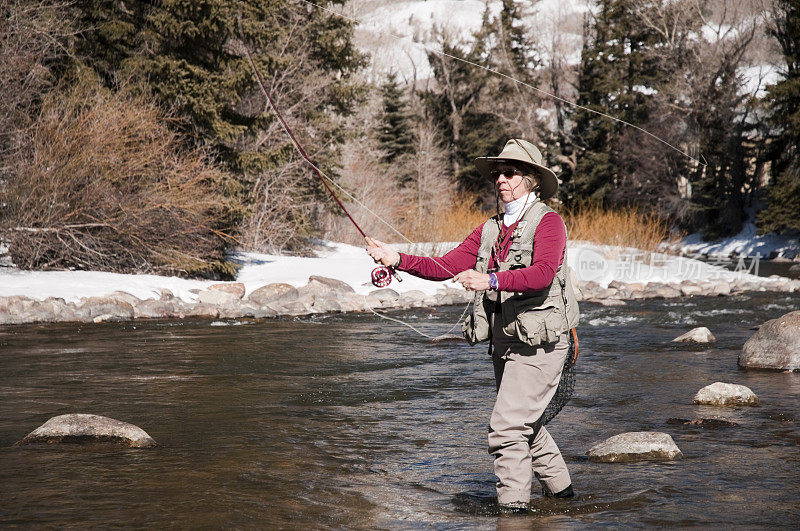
left=493, top=164, right=529, bottom=203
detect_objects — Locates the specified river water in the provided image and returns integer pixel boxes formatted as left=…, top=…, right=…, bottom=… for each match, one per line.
left=1, top=292, right=799, bottom=528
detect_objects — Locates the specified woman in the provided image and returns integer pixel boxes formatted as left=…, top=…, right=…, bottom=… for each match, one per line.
left=366, top=139, right=580, bottom=512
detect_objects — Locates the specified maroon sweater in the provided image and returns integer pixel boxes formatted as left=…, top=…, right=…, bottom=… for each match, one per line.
left=398, top=211, right=566, bottom=292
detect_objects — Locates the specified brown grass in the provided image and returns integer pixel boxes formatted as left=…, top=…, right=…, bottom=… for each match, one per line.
left=561, top=202, right=679, bottom=252
left=0, top=81, right=240, bottom=277
left=401, top=193, right=488, bottom=243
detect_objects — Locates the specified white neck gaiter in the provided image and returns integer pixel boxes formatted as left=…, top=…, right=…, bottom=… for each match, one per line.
left=502, top=192, right=538, bottom=226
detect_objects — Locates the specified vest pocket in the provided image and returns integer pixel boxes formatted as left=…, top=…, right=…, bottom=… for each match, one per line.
left=514, top=304, right=564, bottom=346
left=462, top=293, right=491, bottom=345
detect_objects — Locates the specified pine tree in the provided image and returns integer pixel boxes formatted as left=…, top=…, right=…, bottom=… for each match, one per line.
left=758, top=0, right=800, bottom=234
left=571, top=0, right=660, bottom=206
left=377, top=72, right=416, bottom=164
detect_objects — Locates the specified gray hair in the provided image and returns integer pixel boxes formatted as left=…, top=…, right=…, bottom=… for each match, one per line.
left=522, top=174, right=541, bottom=195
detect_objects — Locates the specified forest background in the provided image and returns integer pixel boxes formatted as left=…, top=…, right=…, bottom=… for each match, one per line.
left=1, top=0, right=798, bottom=279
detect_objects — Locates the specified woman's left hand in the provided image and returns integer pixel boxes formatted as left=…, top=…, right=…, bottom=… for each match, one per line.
left=453, top=270, right=491, bottom=291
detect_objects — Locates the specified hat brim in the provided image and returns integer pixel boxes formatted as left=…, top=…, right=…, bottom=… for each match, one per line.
left=474, top=156, right=559, bottom=200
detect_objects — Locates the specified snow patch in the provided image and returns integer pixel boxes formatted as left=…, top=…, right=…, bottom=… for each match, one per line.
left=674, top=222, right=800, bottom=259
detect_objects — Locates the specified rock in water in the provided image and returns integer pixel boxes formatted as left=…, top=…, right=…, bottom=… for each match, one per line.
left=17, top=414, right=156, bottom=447
left=587, top=432, right=682, bottom=463
left=693, top=382, right=758, bottom=406
left=666, top=417, right=739, bottom=429
left=672, top=327, right=716, bottom=343
left=431, top=334, right=464, bottom=343
left=739, top=311, right=800, bottom=371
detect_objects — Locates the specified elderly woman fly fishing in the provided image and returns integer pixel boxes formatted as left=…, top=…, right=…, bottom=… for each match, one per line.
left=366, top=139, right=581, bottom=513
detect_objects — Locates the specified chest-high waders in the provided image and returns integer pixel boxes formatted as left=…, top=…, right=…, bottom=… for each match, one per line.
left=463, top=201, right=581, bottom=439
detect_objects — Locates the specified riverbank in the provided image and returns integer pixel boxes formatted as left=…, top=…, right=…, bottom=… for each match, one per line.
left=2, top=241, right=799, bottom=326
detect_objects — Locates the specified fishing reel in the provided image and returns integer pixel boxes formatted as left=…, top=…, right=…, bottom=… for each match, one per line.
left=371, top=266, right=402, bottom=288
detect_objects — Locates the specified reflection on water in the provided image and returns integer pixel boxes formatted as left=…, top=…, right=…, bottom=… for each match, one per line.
left=1, top=292, right=799, bottom=528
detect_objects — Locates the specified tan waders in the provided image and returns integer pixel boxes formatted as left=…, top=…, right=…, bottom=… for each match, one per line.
left=489, top=324, right=572, bottom=505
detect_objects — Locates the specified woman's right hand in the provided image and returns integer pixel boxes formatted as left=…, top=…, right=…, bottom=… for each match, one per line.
left=365, top=237, right=400, bottom=267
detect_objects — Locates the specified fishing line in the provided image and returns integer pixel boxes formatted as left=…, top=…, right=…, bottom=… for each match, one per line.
left=362, top=294, right=471, bottom=341
left=296, top=0, right=707, bottom=167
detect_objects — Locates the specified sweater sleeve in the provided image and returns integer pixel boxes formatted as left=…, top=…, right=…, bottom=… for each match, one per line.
left=495, top=211, right=566, bottom=292
left=396, top=224, right=483, bottom=281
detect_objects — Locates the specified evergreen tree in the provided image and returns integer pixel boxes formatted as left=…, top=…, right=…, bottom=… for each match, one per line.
left=686, top=59, right=754, bottom=239
left=758, top=0, right=800, bottom=234
left=377, top=72, right=416, bottom=164
left=570, top=0, right=661, bottom=206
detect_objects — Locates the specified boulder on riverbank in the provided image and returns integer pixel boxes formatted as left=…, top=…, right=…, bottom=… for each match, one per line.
left=17, top=414, right=156, bottom=448
left=739, top=311, right=800, bottom=371
left=1, top=273, right=800, bottom=327
left=673, top=327, right=716, bottom=343
left=693, top=382, right=758, bottom=406
left=246, top=283, right=298, bottom=307
left=587, top=432, right=682, bottom=462
left=208, top=282, right=245, bottom=299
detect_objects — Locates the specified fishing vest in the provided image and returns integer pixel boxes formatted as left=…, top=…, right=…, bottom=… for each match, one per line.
left=462, top=201, right=580, bottom=347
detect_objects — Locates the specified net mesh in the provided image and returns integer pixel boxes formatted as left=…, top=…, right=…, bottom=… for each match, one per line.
left=542, top=330, right=577, bottom=425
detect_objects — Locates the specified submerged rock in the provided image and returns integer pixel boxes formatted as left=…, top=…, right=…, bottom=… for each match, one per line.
left=666, top=417, right=739, bottom=429
left=18, top=414, right=156, bottom=448
left=739, top=310, right=800, bottom=371
left=586, top=298, right=626, bottom=306
left=693, top=382, right=758, bottom=406
left=673, top=327, right=716, bottom=343
left=587, top=432, right=682, bottom=463
left=431, top=333, right=464, bottom=343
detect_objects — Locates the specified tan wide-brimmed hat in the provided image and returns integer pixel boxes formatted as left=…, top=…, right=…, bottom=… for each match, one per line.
left=474, top=139, right=559, bottom=200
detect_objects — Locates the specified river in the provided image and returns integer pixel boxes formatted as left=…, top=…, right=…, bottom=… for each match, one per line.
left=1, top=292, right=799, bottom=528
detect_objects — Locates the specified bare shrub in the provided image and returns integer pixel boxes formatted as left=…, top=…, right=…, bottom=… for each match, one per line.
left=0, top=82, right=238, bottom=277
left=400, top=116, right=453, bottom=236
left=0, top=0, right=77, bottom=155
left=398, top=115, right=488, bottom=249
left=239, top=159, right=317, bottom=253
left=319, top=135, right=406, bottom=246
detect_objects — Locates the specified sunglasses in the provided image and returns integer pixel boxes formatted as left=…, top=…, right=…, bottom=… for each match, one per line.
left=489, top=167, right=524, bottom=180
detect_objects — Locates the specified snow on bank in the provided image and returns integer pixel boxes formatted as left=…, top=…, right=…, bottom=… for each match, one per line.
left=673, top=222, right=800, bottom=260
left=568, top=243, right=766, bottom=287
left=0, top=240, right=774, bottom=303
